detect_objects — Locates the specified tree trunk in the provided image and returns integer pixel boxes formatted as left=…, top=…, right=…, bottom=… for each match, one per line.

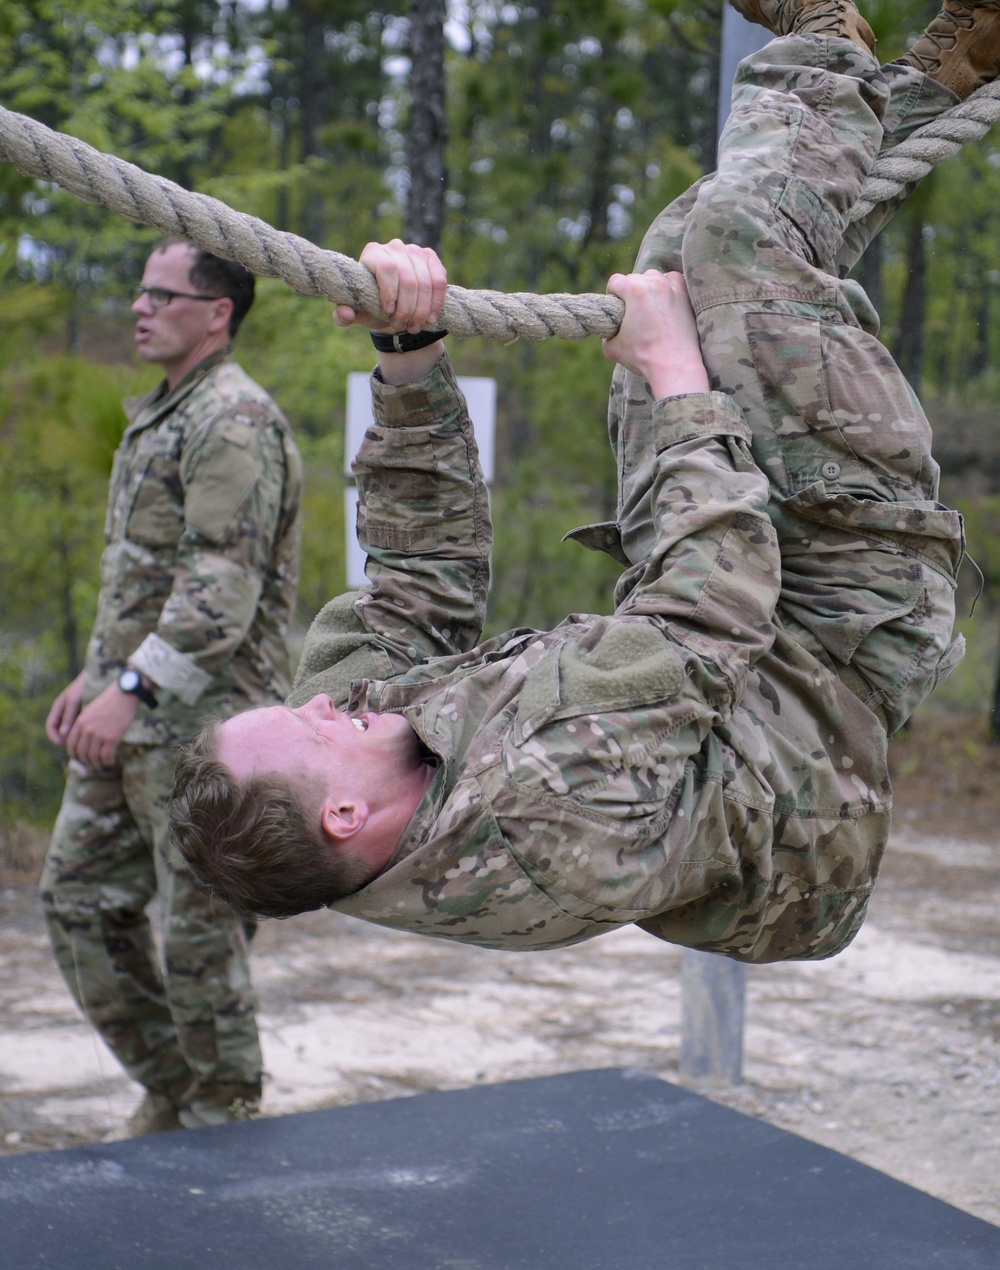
left=896, top=208, right=926, bottom=393
left=295, top=0, right=329, bottom=245
left=578, top=98, right=615, bottom=264
left=58, top=495, right=81, bottom=677
left=968, top=281, right=990, bottom=380
left=855, top=231, right=882, bottom=319
left=991, top=628, right=1000, bottom=741
left=405, top=0, right=447, bottom=250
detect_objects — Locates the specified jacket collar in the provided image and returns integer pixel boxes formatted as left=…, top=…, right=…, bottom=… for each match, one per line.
left=122, top=347, right=232, bottom=433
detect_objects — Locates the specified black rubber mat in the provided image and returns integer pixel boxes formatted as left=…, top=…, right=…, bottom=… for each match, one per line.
left=2, top=1067, right=997, bottom=1268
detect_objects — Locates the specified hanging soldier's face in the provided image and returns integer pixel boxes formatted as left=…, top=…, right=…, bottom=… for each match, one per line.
left=218, top=693, right=426, bottom=827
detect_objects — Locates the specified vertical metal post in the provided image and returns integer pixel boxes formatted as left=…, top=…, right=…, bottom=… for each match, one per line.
left=717, top=7, right=772, bottom=137
left=679, top=949, right=747, bottom=1085
left=678, top=9, right=770, bottom=1090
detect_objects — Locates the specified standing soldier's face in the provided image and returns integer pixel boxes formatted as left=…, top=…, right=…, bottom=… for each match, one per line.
left=131, top=243, right=230, bottom=386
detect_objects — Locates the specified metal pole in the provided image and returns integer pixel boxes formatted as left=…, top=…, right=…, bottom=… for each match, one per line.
left=679, top=949, right=748, bottom=1084
left=678, top=8, right=770, bottom=1090
left=717, top=7, right=772, bottom=137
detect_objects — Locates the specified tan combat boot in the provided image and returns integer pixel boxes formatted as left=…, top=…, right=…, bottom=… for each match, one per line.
left=729, top=0, right=877, bottom=54
left=102, top=1091, right=184, bottom=1141
left=895, top=0, right=1000, bottom=99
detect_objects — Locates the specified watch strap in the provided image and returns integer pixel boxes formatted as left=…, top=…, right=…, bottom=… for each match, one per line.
left=118, top=668, right=158, bottom=709
left=370, top=328, right=447, bottom=354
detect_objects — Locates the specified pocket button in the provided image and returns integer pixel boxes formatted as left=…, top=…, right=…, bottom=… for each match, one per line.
left=822, top=461, right=841, bottom=480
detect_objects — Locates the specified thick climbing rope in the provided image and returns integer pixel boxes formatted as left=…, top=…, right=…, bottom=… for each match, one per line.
left=1, top=79, right=998, bottom=340
left=850, top=78, right=1000, bottom=222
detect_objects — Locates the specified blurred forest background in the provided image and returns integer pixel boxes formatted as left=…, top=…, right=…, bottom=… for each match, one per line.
left=3, top=0, right=1000, bottom=842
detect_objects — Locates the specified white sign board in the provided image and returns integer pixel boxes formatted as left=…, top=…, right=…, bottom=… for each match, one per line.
left=344, top=372, right=497, bottom=589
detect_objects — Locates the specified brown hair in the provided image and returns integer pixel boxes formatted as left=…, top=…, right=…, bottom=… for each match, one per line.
left=156, top=239, right=255, bottom=337
left=168, top=723, right=369, bottom=919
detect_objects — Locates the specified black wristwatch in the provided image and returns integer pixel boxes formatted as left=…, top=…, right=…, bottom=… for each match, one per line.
left=117, top=667, right=158, bottom=709
left=370, top=328, right=447, bottom=354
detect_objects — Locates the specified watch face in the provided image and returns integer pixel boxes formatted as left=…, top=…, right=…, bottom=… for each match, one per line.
left=119, top=669, right=140, bottom=692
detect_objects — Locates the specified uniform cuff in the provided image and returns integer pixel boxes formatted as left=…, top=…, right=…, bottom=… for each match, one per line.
left=651, top=390, right=751, bottom=450
left=370, top=353, right=460, bottom=427
left=129, top=633, right=213, bottom=706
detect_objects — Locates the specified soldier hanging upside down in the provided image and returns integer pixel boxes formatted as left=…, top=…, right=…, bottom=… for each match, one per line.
left=169, top=0, right=993, bottom=961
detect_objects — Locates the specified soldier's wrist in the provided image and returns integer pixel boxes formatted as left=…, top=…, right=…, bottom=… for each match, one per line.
left=117, top=666, right=158, bottom=709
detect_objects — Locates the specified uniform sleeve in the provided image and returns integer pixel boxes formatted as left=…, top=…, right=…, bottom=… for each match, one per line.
left=129, top=403, right=293, bottom=704
left=290, top=352, right=491, bottom=702
left=355, top=352, right=492, bottom=665
left=485, top=392, right=784, bottom=918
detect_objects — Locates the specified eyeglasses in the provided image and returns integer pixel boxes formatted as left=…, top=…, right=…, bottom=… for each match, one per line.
left=133, top=285, right=221, bottom=309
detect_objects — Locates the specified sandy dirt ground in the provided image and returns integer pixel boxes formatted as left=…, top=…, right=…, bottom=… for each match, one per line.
left=1, top=713, right=998, bottom=1229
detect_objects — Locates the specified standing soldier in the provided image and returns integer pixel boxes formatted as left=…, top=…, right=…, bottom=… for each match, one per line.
left=41, top=240, right=302, bottom=1137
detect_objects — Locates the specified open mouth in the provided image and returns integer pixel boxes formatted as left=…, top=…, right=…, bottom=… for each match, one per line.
left=351, top=717, right=369, bottom=733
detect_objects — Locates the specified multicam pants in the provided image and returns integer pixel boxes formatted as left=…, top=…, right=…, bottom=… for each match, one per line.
left=40, top=744, right=261, bottom=1125
left=607, top=35, right=965, bottom=734
left=557, top=36, right=965, bottom=959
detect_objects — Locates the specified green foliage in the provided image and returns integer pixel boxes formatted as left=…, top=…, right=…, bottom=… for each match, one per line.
left=0, top=266, right=62, bottom=373
left=0, top=1, right=244, bottom=302
left=297, top=430, right=349, bottom=627
left=440, top=334, right=623, bottom=633
left=953, top=493, right=1000, bottom=604
left=236, top=281, right=372, bottom=438
left=234, top=283, right=381, bottom=621
left=864, top=0, right=936, bottom=59
left=914, top=603, right=1000, bottom=716
left=488, top=464, right=622, bottom=634
left=445, top=0, right=714, bottom=293
left=0, top=352, right=154, bottom=824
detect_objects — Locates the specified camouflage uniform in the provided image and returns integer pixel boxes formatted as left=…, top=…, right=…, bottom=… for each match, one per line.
left=41, top=351, right=302, bottom=1124
left=289, top=36, right=963, bottom=962
left=593, top=39, right=966, bottom=738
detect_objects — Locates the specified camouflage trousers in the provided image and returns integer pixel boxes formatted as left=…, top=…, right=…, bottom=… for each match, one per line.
left=590, top=37, right=963, bottom=958
left=40, top=744, right=262, bottom=1126
left=608, top=35, right=965, bottom=734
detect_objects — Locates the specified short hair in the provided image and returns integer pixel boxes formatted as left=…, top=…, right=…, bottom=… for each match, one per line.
left=168, top=723, right=369, bottom=919
left=157, top=239, right=256, bottom=337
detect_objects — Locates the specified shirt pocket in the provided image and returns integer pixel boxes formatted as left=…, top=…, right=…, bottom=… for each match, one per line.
left=182, top=419, right=263, bottom=545
left=504, top=618, right=707, bottom=837
left=122, top=442, right=184, bottom=549
left=494, top=628, right=738, bottom=922
left=779, top=487, right=964, bottom=729
left=356, top=430, right=441, bottom=553
left=746, top=311, right=934, bottom=499
left=512, top=616, right=684, bottom=745
left=488, top=757, right=700, bottom=924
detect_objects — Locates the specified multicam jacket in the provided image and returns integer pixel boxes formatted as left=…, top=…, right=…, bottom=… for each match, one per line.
left=289, top=356, right=896, bottom=964
left=84, top=350, right=302, bottom=746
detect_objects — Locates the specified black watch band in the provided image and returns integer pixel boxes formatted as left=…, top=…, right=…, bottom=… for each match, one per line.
left=370, top=328, right=447, bottom=354
left=117, top=667, right=158, bottom=709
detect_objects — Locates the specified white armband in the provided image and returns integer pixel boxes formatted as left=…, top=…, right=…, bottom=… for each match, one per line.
left=129, top=633, right=213, bottom=706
